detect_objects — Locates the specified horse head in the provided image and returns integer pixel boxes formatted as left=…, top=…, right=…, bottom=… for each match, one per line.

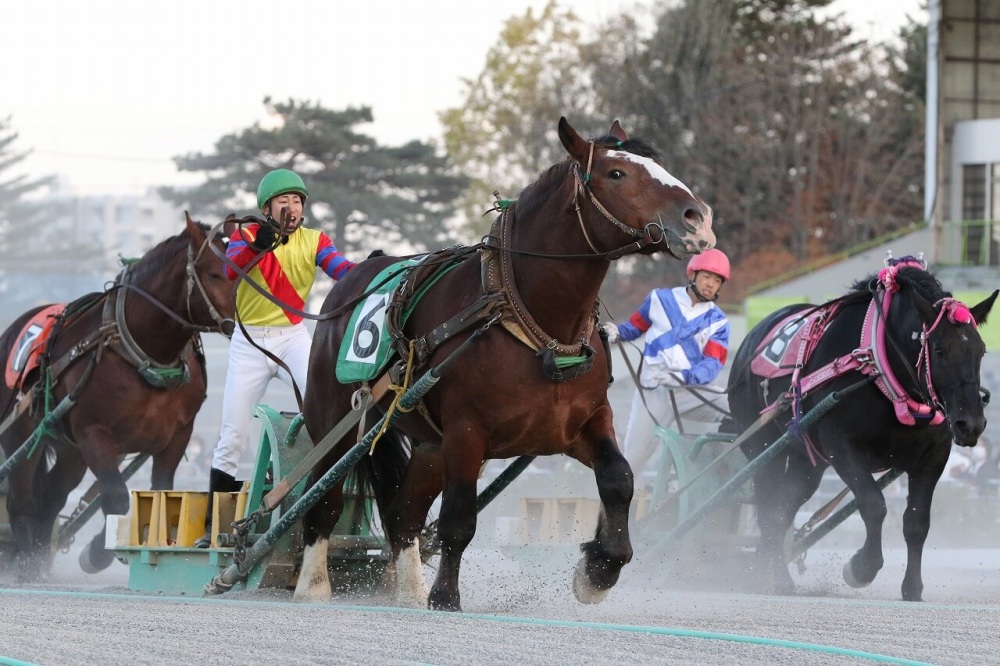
left=184, top=211, right=237, bottom=337
left=557, top=117, right=715, bottom=259
left=911, top=287, right=998, bottom=446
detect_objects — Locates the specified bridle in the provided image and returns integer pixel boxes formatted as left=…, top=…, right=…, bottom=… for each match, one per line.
left=115, top=221, right=235, bottom=336
left=184, top=221, right=236, bottom=335
left=571, top=140, right=690, bottom=261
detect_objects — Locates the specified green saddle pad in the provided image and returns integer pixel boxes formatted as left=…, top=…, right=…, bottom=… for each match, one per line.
left=336, top=260, right=417, bottom=383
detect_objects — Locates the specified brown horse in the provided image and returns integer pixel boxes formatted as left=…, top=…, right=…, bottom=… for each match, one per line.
left=296, top=117, right=715, bottom=610
left=0, top=214, right=235, bottom=579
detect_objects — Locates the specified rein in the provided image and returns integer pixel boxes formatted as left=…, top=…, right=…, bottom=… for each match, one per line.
left=109, top=222, right=235, bottom=336
left=206, top=218, right=441, bottom=324
left=186, top=227, right=235, bottom=334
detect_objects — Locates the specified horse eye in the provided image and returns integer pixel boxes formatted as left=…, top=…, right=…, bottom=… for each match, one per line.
left=608, top=170, right=625, bottom=180
left=934, top=345, right=945, bottom=358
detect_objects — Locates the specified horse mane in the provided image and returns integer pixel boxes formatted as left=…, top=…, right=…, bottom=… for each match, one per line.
left=849, top=267, right=951, bottom=304
left=130, top=222, right=212, bottom=278
left=592, top=134, right=663, bottom=161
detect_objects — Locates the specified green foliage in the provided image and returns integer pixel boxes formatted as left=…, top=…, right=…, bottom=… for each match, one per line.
left=440, top=1, right=599, bottom=237
left=161, top=99, right=468, bottom=255
left=0, top=118, right=109, bottom=328
left=441, top=0, right=927, bottom=307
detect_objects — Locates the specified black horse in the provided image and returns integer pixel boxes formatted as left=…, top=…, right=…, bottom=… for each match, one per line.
left=728, top=258, right=996, bottom=601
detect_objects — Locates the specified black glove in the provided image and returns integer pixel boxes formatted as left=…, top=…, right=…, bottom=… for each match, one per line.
left=250, top=221, right=278, bottom=252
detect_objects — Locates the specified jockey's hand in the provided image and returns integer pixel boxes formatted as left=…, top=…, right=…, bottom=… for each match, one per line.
left=251, top=221, right=278, bottom=252
left=602, top=322, right=619, bottom=344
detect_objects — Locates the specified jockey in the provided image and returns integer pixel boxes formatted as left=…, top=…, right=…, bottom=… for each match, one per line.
left=602, top=248, right=731, bottom=481
left=196, top=168, right=357, bottom=548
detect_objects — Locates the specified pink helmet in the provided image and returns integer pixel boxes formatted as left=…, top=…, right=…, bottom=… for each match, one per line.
left=687, top=248, right=730, bottom=282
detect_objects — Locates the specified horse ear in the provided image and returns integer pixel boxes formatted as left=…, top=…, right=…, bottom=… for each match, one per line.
left=970, top=290, right=999, bottom=326
left=558, top=116, right=589, bottom=163
left=184, top=211, right=206, bottom=244
left=223, top=213, right=238, bottom=239
left=609, top=120, right=628, bottom=142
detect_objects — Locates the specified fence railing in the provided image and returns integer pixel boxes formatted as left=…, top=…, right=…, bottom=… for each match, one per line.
left=938, top=219, right=1000, bottom=267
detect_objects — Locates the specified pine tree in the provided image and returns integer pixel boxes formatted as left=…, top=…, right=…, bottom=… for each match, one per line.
left=161, top=99, right=468, bottom=255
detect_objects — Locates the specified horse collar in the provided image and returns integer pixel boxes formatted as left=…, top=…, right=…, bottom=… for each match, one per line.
left=483, top=207, right=597, bottom=381
left=104, top=265, right=191, bottom=390
left=864, top=286, right=945, bottom=426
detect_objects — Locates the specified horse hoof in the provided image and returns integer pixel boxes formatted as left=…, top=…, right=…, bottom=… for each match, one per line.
left=572, top=558, right=610, bottom=605
left=427, top=589, right=461, bottom=612
left=79, top=543, right=115, bottom=574
left=842, top=561, right=871, bottom=589
left=291, top=572, right=332, bottom=604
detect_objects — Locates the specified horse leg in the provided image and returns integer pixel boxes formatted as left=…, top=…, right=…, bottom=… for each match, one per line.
left=77, top=427, right=130, bottom=574
left=4, top=429, right=47, bottom=581
left=573, top=436, right=633, bottom=604
left=149, top=427, right=191, bottom=490
left=34, top=447, right=87, bottom=572
left=293, top=474, right=346, bottom=603
left=381, top=445, right=441, bottom=608
left=426, top=442, right=482, bottom=612
left=752, top=453, right=822, bottom=595
left=838, top=460, right=888, bottom=590
left=899, top=466, right=944, bottom=602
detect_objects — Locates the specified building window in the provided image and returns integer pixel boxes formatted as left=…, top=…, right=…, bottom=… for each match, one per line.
left=963, top=164, right=986, bottom=221
left=962, top=164, right=999, bottom=265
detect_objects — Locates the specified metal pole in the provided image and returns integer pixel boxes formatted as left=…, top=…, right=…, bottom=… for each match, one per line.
left=0, top=394, right=76, bottom=485
left=476, top=455, right=535, bottom=512
left=789, top=468, right=905, bottom=559
left=0, top=355, right=96, bottom=486
left=636, top=406, right=786, bottom=534
left=57, top=453, right=151, bottom=550
left=204, top=345, right=466, bottom=596
left=642, top=387, right=854, bottom=563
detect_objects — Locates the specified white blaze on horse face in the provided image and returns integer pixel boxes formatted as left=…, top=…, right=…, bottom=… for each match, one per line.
left=606, top=150, right=694, bottom=197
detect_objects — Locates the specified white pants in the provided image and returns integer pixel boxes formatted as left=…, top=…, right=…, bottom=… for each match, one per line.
left=621, top=384, right=728, bottom=479
left=211, top=323, right=311, bottom=477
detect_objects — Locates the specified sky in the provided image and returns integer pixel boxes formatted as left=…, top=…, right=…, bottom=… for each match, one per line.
left=3, top=0, right=924, bottom=196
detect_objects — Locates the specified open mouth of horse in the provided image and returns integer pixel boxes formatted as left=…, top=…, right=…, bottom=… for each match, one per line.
left=661, top=228, right=698, bottom=259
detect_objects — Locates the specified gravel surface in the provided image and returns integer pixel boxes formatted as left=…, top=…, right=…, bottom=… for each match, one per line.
left=2, top=544, right=1000, bottom=665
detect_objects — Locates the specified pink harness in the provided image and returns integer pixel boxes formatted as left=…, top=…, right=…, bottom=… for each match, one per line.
left=757, top=257, right=977, bottom=463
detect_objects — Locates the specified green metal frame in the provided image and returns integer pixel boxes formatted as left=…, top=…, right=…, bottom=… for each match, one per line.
left=113, top=404, right=387, bottom=596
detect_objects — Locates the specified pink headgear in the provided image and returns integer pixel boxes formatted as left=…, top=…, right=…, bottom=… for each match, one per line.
left=687, top=248, right=730, bottom=282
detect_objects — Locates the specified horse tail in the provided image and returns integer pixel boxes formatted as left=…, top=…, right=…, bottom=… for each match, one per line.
left=347, top=415, right=410, bottom=536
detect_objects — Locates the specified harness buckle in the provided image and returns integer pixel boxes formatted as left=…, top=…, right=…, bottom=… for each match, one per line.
left=850, top=348, right=873, bottom=365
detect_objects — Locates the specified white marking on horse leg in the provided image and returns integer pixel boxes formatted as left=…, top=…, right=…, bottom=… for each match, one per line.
left=293, top=539, right=331, bottom=603
left=395, top=538, right=429, bottom=608
left=378, top=558, right=398, bottom=596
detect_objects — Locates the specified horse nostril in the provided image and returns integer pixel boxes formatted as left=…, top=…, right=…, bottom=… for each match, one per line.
left=683, top=209, right=701, bottom=233
left=698, top=240, right=709, bottom=249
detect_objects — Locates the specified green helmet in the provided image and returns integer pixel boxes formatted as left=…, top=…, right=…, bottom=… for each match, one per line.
left=256, top=169, right=308, bottom=211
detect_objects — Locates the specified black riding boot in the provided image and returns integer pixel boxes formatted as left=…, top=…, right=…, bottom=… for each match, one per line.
left=194, top=468, right=241, bottom=549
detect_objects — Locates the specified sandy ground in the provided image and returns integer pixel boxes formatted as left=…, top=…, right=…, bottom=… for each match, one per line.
left=2, top=540, right=1000, bottom=665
